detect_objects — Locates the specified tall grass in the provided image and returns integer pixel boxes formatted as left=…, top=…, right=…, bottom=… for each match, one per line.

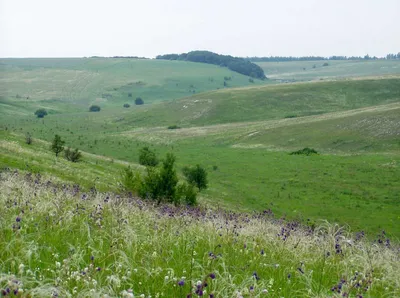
left=1, top=170, right=399, bottom=297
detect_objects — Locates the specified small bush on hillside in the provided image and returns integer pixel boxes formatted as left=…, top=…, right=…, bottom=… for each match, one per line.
left=128, top=92, right=132, bottom=97
left=167, top=125, right=180, bottom=129
left=323, top=62, right=329, bottom=66
left=89, top=105, right=101, bottom=112
left=64, top=147, right=82, bottom=162
left=123, top=103, right=130, bottom=108
left=34, top=108, right=48, bottom=118
left=122, top=166, right=143, bottom=194
left=176, top=182, right=197, bottom=205
left=139, top=147, right=159, bottom=167
left=25, top=132, right=33, bottom=145
left=249, top=78, right=254, bottom=83
left=135, top=97, right=144, bottom=105
left=290, top=147, right=318, bottom=156
left=182, top=164, right=208, bottom=191
left=51, top=134, right=65, bottom=157
left=123, top=153, right=196, bottom=205
left=284, top=114, right=297, bottom=118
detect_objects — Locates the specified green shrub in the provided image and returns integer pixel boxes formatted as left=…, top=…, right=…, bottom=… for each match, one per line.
left=158, top=153, right=178, bottom=204
left=182, top=164, right=208, bottom=191
left=139, top=147, right=159, bottom=167
left=64, top=147, right=82, bottom=162
left=167, top=125, right=180, bottom=129
left=290, top=147, right=318, bottom=156
left=50, top=134, right=65, bottom=157
left=176, top=182, right=197, bottom=205
left=89, top=105, right=101, bottom=112
left=25, top=132, right=33, bottom=145
left=123, top=103, right=130, bottom=108
left=34, top=108, right=48, bottom=118
left=135, top=97, right=144, bottom=105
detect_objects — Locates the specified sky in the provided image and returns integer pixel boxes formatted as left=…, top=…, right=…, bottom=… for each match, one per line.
left=1, top=0, right=399, bottom=58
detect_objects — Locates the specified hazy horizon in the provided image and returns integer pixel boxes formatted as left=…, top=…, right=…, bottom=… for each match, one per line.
left=1, top=0, right=399, bottom=58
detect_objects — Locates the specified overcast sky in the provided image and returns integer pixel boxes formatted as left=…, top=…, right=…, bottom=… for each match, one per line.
left=1, top=0, right=399, bottom=58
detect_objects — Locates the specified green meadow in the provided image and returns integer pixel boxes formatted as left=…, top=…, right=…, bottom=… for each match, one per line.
left=1, top=58, right=399, bottom=239
left=1, top=57, right=400, bottom=297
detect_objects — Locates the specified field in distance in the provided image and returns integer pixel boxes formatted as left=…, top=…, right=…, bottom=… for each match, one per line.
left=1, top=68, right=400, bottom=238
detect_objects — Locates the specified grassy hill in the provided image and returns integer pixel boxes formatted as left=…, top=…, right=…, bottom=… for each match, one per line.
left=0, top=58, right=264, bottom=111
left=256, top=59, right=400, bottom=82
left=2, top=169, right=399, bottom=297
left=1, top=59, right=400, bottom=239
left=108, top=77, right=400, bottom=127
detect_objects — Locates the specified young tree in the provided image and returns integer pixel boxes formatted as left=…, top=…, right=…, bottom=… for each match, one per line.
left=135, top=97, right=144, bottom=105
left=25, top=132, right=33, bottom=145
left=158, top=153, right=178, bottom=204
left=139, top=147, right=159, bottom=167
left=34, top=108, right=48, bottom=118
left=183, top=164, right=208, bottom=191
left=89, top=105, right=101, bottom=112
left=64, top=147, right=82, bottom=162
left=51, top=134, right=65, bottom=157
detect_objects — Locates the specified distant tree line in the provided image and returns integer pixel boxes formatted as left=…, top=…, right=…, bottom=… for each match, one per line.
left=88, top=56, right=148, bottom=59
left=246, top=53, right=400, bottom=62
left=156, top=51, right=266, bottom=79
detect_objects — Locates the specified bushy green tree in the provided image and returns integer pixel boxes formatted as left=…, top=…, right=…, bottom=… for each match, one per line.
left=51, top=135, right=65, bottom=157
left=34, top=108, right=48, bottom=118
left=135, top=97, right=144, bottom=105
left=89, top=105, right=101, bottom=112
left=64, top=147, right=82, bottom=162
left=139, top=147, right=159, bottom=167
left=176, top=182, right=197, bottom=205
left=182, top=164, right=208, bottom=191
left=158, top=153, right=178, bottom=204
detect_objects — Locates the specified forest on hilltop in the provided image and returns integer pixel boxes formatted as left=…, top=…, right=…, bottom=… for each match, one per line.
left=156, top=50, right=266, bottom=79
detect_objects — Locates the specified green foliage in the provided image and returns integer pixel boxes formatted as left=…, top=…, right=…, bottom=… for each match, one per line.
left=157, top=50, right=266, bottom=79
left=25, top=132, right=32, bottom=145
left=290, top=147, right=319, bottom=156
left=123, top=103, right=130, bottom=108
left=167, top=125, right=180, bottom=129
left=64, top=147, right=82, bottom=162
left=323, top=62, right=329, bottom=66
left=50, top=134, right=65, bottom=157
left=176, top=182, right=197, bottom=205
left=139, top=147, right=159, bottom=167
left=183, top=164, right=208, bottom=191
left=34, top=108, right=48, bottom=118
left=122, top=166, right=143, bottom=194
left=89, top=105, right=101, bottom=112
left=128, top=92, right=132, bottom=97
left=249, top=78, right=254, bottom=83
left=135, top=97, right=144, bottom=105
left=158, top=153, right=178, bottom=204
left=139, top=166, right=162, bottom=200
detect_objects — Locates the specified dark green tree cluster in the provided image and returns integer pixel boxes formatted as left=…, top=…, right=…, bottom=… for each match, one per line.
left=247, top=53, right=400, bottom=62
left=156, top=51, right=266, bottom=79
left=50, top=135, right=82, bottom=162
left=139, top=147, right=159, bottom=167
left=123, top=148, right=209, bottom=206
left=34, top=108, right=48, bottom=118
left=89, top=105, right=101, bottom=112
left=182, top=164, right=208, bottom=191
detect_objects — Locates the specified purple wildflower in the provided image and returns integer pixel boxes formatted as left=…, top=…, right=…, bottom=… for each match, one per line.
left=178, top=280, right=185, bottom=286
left=209, top=273, right=216, bottom=279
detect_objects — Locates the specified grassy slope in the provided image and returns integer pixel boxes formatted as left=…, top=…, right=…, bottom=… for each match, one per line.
left=256, top=59, right=400, bottom=82
left=109, top=77, right=400, bottom=127
left=2, top=172, right=399, bottom=297
left=0, top=57, right=263, bottom=110
left=1, top=60, right=400, bottom=238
